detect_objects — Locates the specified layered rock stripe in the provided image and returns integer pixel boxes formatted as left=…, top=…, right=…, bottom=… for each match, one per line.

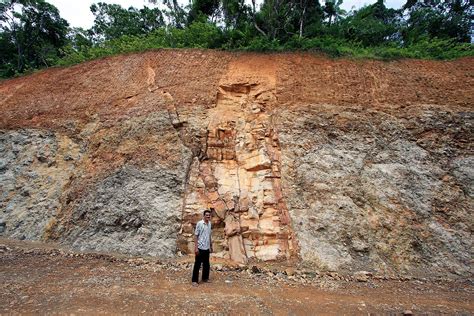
left=0, top=51, right=472, bottom=277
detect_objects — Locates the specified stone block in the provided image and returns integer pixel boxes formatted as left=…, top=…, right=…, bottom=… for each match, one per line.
left=248, top=204, right=259, bottom=218
left=243, top=241, right=256, bottom=258
left=239, top=196, right=249, bottom=211
left=183, top=212, right=202, bottom=224
left=254, top=244, right=280, bottom=261
left=182, top=223, right=194, bottom=234
left=263, top=207, right=279, bottom=216
left=222, top=148, right=235, bottom=160
left=261, top=179, right=274, bottom=190
left=263, top=190, right=277, bottom=205
left=221, top=192, right=235, bottom=209
left=228, top=235, right=248, bottom=264
left=203, top=175, right=217, bottom=188
left=263, top=235, right=280, bottom=244
left=240, top=150, right=272, bottom=172
left=211, top=199, right=227, bottom=219
left=258, top=215, right=276, bottom=233
left=208, top=138, right=224, bottom=148
left=353, top=271, right=371, bottom=282
left=224, top=215, right=241, bottom=237
left=207, top=191, right=220, bottom=202
left=240, top=216, right=258, bottom=231
left=272, top=163, right=280, bottom=173
left=194, top=178, right=205, bottom=188
left=176, top=236, right=190, bottom=253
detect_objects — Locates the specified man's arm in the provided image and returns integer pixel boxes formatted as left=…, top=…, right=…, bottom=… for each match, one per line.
left=194, top=222, right=200, bottom=255
left=209, top=223, right=213, bottom=253
left=194, top=234, right=199, bottom=255
left=210, top=234, right=213, bottom=253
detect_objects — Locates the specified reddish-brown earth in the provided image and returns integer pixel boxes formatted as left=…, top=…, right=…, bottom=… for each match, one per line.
left=1, top=51, right=472, bottom=131
left=1, top=239, right=472, bottom=315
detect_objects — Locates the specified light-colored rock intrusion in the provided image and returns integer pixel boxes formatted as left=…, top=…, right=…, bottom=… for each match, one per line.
left=178, top=77, right=297, bottom=263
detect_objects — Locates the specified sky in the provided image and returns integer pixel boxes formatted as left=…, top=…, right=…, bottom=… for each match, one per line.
left=47, top=0, right=406, bottom=29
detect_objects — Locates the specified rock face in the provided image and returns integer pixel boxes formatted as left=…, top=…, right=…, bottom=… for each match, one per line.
left=0, top=50, right=472, bottom=278
left=177, top=74, right=296, bottom=263
left=276, top=104, right=472, bottom=276
left=0, top=130, right=80, bottom=240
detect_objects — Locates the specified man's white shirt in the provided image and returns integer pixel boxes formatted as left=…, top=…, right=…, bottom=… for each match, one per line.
left=195, top=219, right=212, bottom=250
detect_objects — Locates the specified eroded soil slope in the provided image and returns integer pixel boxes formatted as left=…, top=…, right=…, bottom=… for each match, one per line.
left=0, top=50, right=473, bottom=278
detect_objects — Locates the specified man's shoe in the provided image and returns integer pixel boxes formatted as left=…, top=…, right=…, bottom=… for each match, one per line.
left=202, top=279, right=211, bottom=283
left=192, top=282, right=199, bottom=287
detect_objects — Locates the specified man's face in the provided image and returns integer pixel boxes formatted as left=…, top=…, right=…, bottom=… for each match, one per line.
left=204, top=212, right=211, bottom=221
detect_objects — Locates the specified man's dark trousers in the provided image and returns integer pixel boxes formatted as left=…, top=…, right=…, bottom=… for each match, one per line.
left=192, top=249, right=210, bottom=282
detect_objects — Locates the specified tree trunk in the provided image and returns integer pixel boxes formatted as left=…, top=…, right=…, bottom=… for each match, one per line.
left=251, top=0, right=267, bottom=37
left=299, top=6, right=306, bottom=38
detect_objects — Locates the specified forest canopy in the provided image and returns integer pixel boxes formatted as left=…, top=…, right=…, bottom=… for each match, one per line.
left=1, top=0, right=473, bottom=78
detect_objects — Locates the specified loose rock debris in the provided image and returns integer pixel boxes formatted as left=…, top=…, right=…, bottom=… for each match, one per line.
left=1, top=239, right=472, bottom=315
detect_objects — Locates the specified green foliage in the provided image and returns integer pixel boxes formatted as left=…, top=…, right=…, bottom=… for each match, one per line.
left=401, top=0, right=471, bottom=44
left=0, top=0, right=69, bottom=77
left=58, top=22, right=223, bottom=66
left=172, top=21, right=223, bottom=48
left=324, top=0, right=345, bottom=26
left=253, top=0, right=324, bottom=41
left=402, top=37, right=474, bottom=59
left=89, top=2, right=164, bottom=42
left=339, top=0, right=400, bottom=46
left=241, top=36, right=281, bottom=51
left=188, top=0, right=220, bottom=24
left=221, top=0, right=251, bottom=30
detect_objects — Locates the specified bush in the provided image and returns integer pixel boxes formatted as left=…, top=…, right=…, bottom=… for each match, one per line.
left=241, top=37, right=281, bottom=51
left=30, top=29, right=474, bottom=76
left=407, top=38, right=474, bottom=59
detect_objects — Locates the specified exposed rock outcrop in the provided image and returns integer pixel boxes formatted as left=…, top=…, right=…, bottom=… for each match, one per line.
left=177, top=77, right=296, bottom=263
left=0, top=130, right=80, bottom=240
left=0, top=50, right=472, bottom=278
left=277, top=104, right=472, bottom=276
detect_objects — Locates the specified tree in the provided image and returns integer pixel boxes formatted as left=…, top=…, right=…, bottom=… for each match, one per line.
left=221, top=0, right=251, bottom=30
left=187, top=0, right=220, bottom=24
left=67, top=27, right=93, bottom=51
left=147, top=0, right=187, bottom=28
left=89, top=2, right=164, bottom=42
left=324, top=0, right=345, bottom=26
left=0, top=0, right=69, bottom=76
left=293, top=0, right=324, bottom=37
left=340, top=0, right=400, bottom=46
left=252, top=0, right=324, bottom=40
left=256, top=0, right=290, bottom=39
left=402, top=0, right=471, bottom=43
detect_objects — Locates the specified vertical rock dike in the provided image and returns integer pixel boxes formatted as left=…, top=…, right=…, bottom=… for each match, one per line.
left=177, top=71, right=297, bottom=263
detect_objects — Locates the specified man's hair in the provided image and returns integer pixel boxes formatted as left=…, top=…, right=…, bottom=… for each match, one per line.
left=203, top=210, right=211, bottom=216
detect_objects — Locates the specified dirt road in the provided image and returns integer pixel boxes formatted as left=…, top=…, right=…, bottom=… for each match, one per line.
left=1, top=239, right=472, bottom=315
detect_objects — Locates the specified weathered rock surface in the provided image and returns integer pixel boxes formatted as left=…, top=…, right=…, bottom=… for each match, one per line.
left=0, top=50, right=472, bottom=278
left=0, top=130, right=80, bottom=240
left=276, top=104, right=473, bottom=276
left=177, top=75, right=296, bottom=263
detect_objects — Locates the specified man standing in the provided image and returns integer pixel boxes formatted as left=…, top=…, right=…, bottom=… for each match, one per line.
left=192, top=210, right=213, bottom=286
